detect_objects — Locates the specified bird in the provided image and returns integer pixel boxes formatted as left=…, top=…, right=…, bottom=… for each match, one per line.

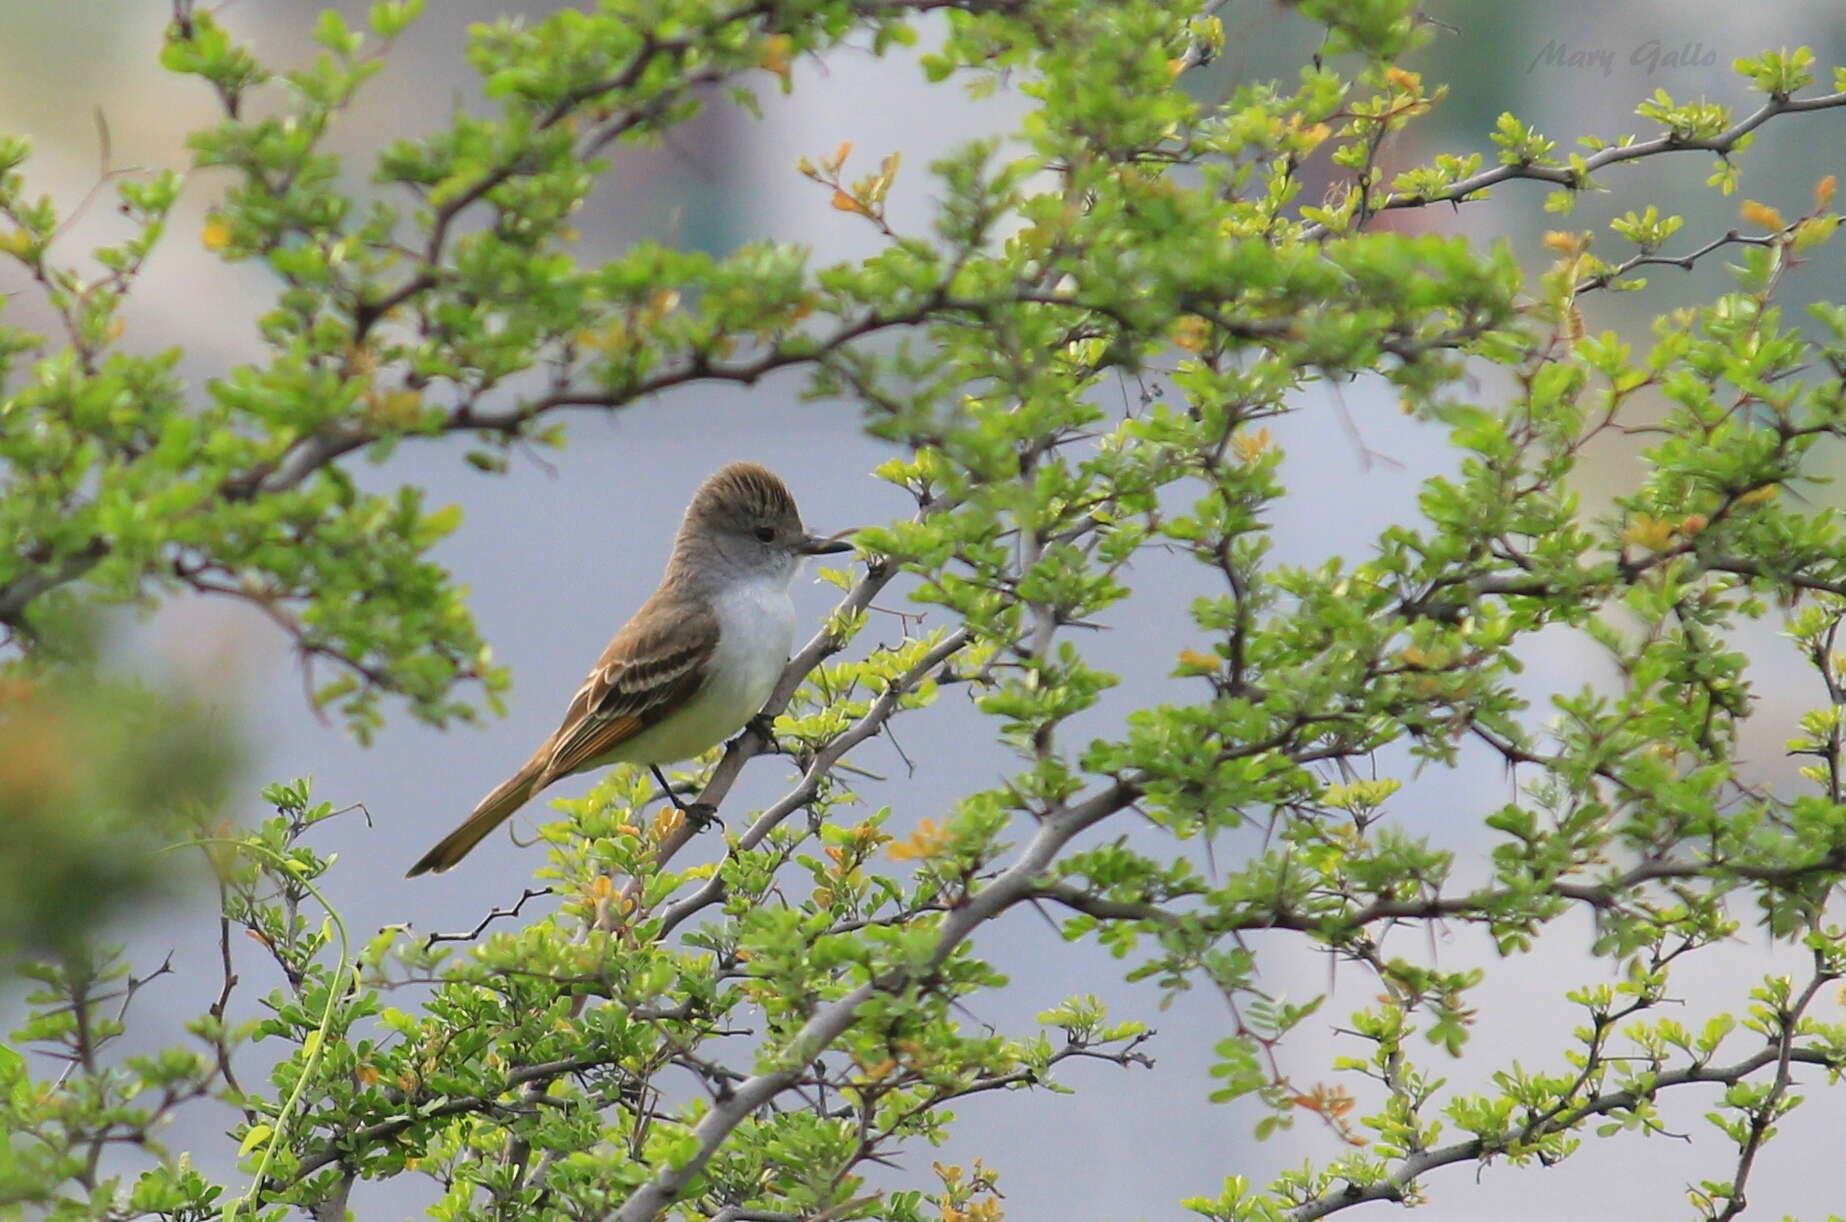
left=407, top=461, right=853, bottom=876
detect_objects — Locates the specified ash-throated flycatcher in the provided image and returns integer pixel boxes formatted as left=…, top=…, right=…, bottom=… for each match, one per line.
left=407, top=462, right=853, bottom=876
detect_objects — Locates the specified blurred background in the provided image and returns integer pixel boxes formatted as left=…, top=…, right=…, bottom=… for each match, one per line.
left=4, top=1, right=1846, bottom=1217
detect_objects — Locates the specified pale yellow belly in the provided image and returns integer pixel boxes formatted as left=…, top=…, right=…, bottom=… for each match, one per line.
left=602, top=576, right=795, bottom=766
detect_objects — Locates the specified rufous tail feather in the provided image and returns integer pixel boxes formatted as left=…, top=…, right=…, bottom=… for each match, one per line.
left=406, top=757, right=544, bottom=876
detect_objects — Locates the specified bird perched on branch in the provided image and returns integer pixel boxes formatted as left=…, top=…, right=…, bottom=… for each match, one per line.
left=407, top=461, right=853, bottom=876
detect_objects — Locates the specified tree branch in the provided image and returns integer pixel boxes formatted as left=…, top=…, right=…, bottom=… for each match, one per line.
left=612, top=779, right=1140, bottom=1222
left=1303, top=89, right=1846, bottom=241
left=1286, top=1041, right=1846, bottom=1221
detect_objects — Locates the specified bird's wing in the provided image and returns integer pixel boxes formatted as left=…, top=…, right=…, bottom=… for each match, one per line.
left=536, top=597, right=721, bottom=785
left=404, top=599, right=718, bottom=878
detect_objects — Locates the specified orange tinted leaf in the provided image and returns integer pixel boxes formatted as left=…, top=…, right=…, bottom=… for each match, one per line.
left=1175, top=649, right=1221, bottom=676
left=1740, top=199, right=1785, bottom=231
left=888, top=818, right=952, bottom=861
left=1232, top=428, right=1272, bottom=463
left=1623, top=513, right=1677, bottom=551
left=1171, top=314, right=1210, bottom=352
left=759, top=33, right=793, bottom=82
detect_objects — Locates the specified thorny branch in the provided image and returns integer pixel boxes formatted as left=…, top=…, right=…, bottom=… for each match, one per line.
left=1304, top=87, right=1846, bottom=241
left=1285, top=1031, right=1845, bottom=1221
left=421, top=887, right=553, bottom=948
left=612, top=777, right=1143, bottom=1222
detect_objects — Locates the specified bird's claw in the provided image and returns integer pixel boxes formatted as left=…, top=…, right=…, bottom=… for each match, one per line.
left=728, top=712, right=785, bottom=755
left=651, top=764, right=714, bottom=825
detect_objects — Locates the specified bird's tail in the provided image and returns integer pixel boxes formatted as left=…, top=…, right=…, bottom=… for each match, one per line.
left=406, top=756, right=545, bottom=876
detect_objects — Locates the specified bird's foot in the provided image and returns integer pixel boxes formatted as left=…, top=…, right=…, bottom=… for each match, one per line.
left=738, top=712, right=784, bottom=753
left=650, top=768, right=720, bottom=833
left=650, top=764, right=707, bottom=818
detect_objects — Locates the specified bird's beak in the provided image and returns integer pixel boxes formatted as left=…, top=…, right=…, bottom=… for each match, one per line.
left=798, top=528, right=857, bottom=556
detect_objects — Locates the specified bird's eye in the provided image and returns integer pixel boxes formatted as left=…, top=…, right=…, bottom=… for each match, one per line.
left=753, top=525, right=776, bottom=543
